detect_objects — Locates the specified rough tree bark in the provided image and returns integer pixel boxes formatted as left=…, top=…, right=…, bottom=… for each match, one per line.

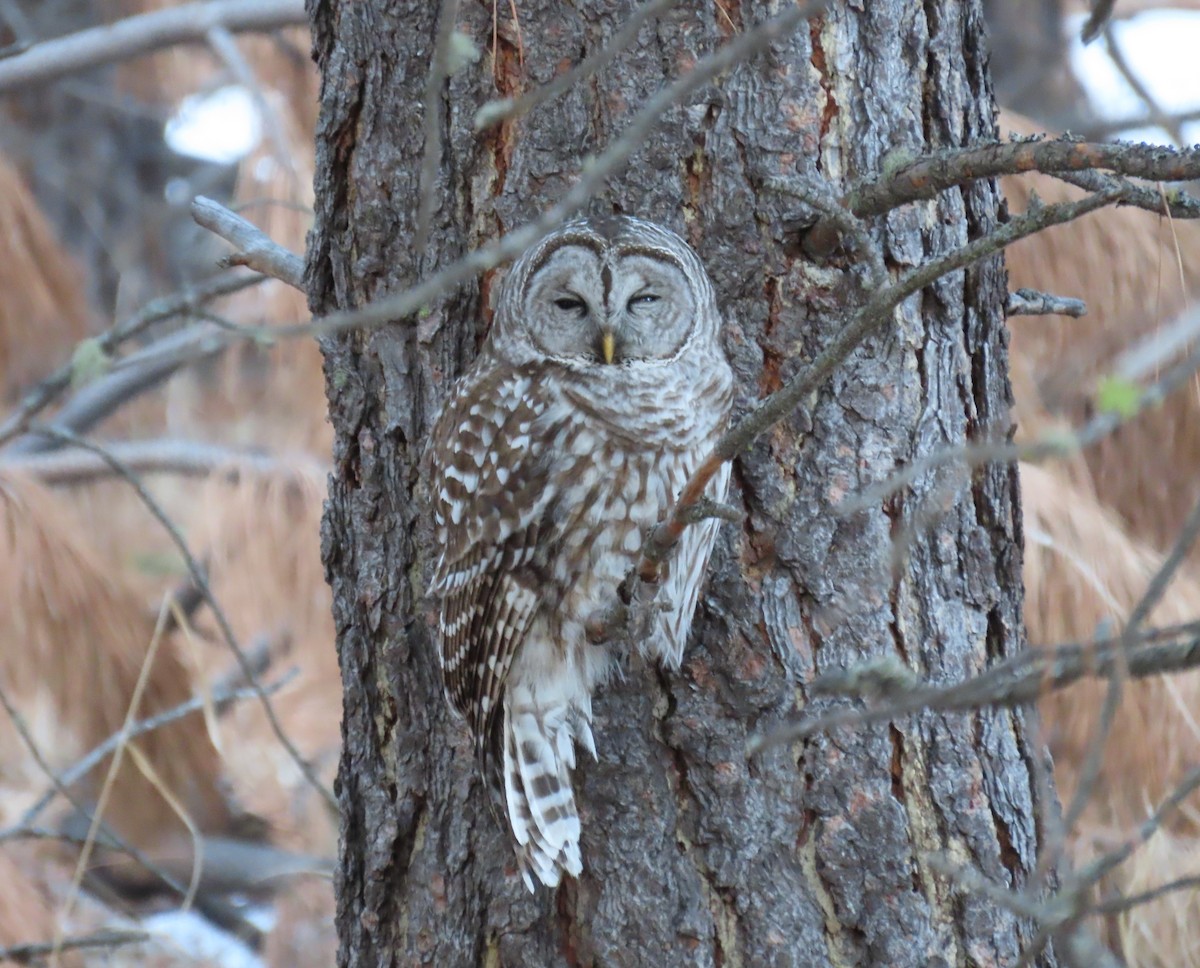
left=309, top=1, right=1056, bottom=965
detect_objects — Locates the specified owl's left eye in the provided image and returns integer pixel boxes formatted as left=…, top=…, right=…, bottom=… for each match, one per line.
left=627, top=293, right=660, bottom=310
left=553, top=297, right=587, bottom=316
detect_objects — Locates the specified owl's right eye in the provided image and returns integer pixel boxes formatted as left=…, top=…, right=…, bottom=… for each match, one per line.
left=553, top=297, right=587, bottom=316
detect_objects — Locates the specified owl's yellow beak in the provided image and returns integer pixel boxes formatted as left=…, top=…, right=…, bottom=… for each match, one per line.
left=600, top=329, right=616, bottom=365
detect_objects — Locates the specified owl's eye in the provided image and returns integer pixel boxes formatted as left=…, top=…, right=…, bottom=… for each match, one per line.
left=553, top=297, right=587, bottom=316
left=626, top=293, right=660, bottom=311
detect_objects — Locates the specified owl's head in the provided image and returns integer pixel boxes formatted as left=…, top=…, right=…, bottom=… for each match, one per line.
left=491, top=216, right=720, bottom=367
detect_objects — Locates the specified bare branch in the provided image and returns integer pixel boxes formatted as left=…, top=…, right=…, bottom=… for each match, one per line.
left=1073, top=762, right=1200, bottom=905
left=0, top=669, right=193, bottom=901
left=0, top=931, right=149, bottom=964
left=0, top=272, right=263, bottom=449
left=4, top=324, right=230, bottom=456
left=844, top=138, right=1200, bottom=221
left=1114, top=303, right=1200, bottom=382
left=1081, top=0, right=1119, bottom=43
left=1051, top=167, right=1200, bottom=219
left=1057, top=629, right=1127, bottom=847
left=1054, top=484, right=1200, bottom=862
left=747, top=619, right=1200, bottom=754
left=1006, top=288, right=1087, bottom=318
left=1092, top=873, right=1200, bottom=916
left=0, top=0, right=306, bottom=93
left=191, top=196, right=305, bottom=289
left=1, top=438, right=327, bottom=485
left=3, top=671, right=295, bottom=839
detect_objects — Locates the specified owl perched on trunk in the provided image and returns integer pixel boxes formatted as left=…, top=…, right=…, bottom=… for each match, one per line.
left=428, top=216, right=733, bottom=889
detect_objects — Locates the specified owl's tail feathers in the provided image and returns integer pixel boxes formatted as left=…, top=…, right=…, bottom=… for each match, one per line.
left=502, top=702, right=584, bottom=891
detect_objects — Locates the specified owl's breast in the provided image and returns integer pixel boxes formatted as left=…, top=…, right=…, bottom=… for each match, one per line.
left=546, top=438, right=698, bottom=625
left=560, top=348, right=733, bottom=452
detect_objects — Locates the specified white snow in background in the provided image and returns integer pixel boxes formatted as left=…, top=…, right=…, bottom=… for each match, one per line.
left=143, top=909, right=265, bottom=968
left=1068, top=11, right=1200, bottom=145
left=164, top=85, right=262, bottom=164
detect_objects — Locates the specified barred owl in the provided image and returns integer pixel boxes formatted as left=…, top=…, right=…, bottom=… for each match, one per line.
left=428, top=216, right=733, bottom=889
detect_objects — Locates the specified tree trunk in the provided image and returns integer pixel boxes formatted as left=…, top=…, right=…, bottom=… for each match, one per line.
left=309, top=1, right=1056, bottom=965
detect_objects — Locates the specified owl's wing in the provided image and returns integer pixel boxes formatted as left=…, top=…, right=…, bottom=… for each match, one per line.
left=429, top=364, right=563, bottom=747
left=654, top=459, right=731, bottom=667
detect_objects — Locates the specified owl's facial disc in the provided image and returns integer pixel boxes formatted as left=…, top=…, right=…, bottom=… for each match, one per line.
left=525, top=247, right=696, bottom=365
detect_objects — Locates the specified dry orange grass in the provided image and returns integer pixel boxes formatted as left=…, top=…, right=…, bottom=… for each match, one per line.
left=1002, top=113, right=1200, bottom=554
left=0, top=472, right=232, bottom=854
left=262, top=876, right=336, bottom=968
left=1003, top=118, right=1200, bottom=965
left=184, top=465, right=338, bottom=858
left=0, top=153, right=91, bottom=403
left=1074, top=829, right=1200, bottom=968
left=1022, top=462, right=1200, bottom=967
left=1023, top=462, right=1200, bottom=828
left=0, top=845, right=83, bottom=968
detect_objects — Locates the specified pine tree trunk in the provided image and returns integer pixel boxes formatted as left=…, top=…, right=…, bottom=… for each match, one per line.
left=308, top=1, right=1056, bottom=965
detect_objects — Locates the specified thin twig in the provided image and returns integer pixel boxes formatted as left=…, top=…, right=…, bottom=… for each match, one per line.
left=0, top=272, right=263, bottom=449
left=844, top=331, right=1200, bottom=515
left=1092, top=872, right=1200, bottom=915
left=1, top=437, right=328, bottom=485
left=0, top=0, right=306, bottom=92
left=4, top=324, right=230, bottom=457
left=1049, top=469, right=1200, bottom=858
left=1006, top=288, right=1087, bottom=318
left=1052, top=167, right=1200, bottom=219
left=3, top=672, right=294, bottom=840
left=0, top=931, right=150, bottom=964
left=747, top=619, right=1200, bottom=754
left=0, top=681, right=192, bottom=900
left=52, top=597, right=173, bottom=961
left=1113, top=303, right=1200, bottom=383
left=1056, top=623, right=1126, bottom=848
left=1081, top=0, right=1119, bottom=43
left=1063, top=763, right=1200, bottom=925
left=191, top=196, right=305, bottom=289
left=1056, top=488, right=1200, bottom=865
left=25, top=427, right=336, bottom=811
left=206, top=25, right=298, bottom=180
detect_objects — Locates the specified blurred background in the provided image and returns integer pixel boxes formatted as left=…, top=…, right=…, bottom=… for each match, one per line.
left=0, top=0, right=1198, bottom=965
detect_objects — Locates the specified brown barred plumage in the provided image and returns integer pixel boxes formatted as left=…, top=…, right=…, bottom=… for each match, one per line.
left=428, top=217, right=733, bottom=888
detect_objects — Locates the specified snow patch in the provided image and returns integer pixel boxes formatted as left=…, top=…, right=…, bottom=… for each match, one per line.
left=164, top=85, right=262, bottom=164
